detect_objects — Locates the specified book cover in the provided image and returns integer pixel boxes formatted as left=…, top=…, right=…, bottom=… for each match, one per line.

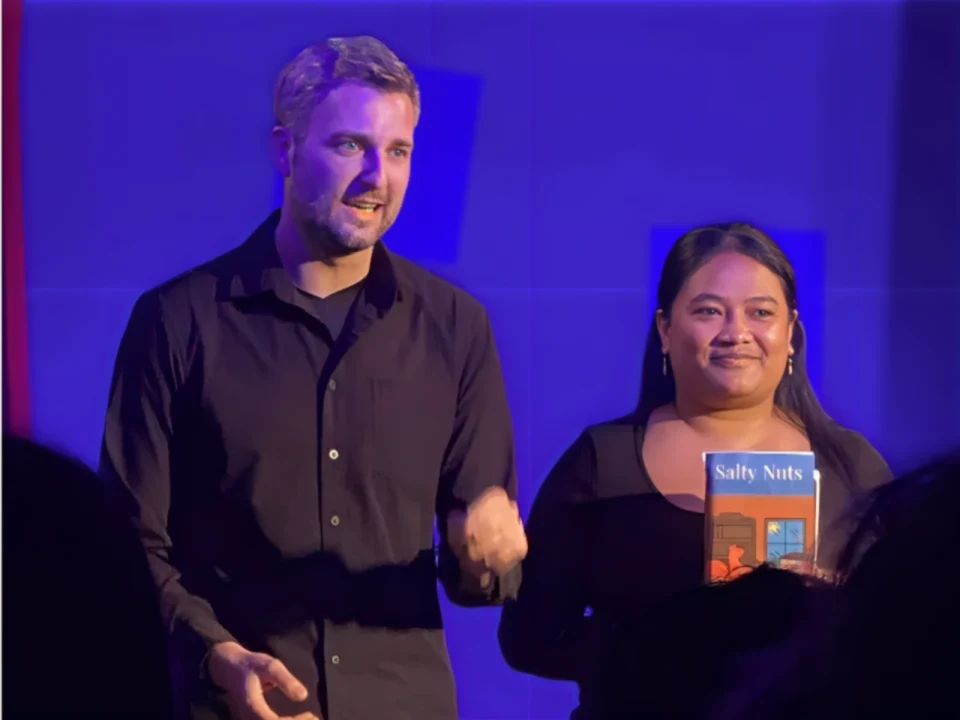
left=704, top=451, right=819, bottom=583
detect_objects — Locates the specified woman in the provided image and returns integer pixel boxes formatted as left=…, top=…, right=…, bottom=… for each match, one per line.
left=497, top=223, right=891, bottom=718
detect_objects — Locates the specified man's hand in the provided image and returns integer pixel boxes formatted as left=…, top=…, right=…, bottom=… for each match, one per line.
left=447, top=487, right=528, bottom=584
left=207, top=641, right=321, bottom=720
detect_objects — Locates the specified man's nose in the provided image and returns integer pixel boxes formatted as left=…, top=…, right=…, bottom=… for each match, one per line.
left=360, top=151, right=387, bottom=189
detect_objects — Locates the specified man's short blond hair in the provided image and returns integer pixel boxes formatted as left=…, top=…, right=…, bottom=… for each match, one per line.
left=273, top=36, right=420, bottom=138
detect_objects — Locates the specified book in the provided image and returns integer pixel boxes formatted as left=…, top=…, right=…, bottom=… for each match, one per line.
left=704, top=451, right=820, bottom=583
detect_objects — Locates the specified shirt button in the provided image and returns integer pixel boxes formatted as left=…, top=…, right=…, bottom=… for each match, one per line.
left=331, top=655, right=340, bottom=665
left=328, top=449, right=339, bottom=460
left=328, top=378, right=337, bottom=391
left=330, top=515, right=340, bottom=527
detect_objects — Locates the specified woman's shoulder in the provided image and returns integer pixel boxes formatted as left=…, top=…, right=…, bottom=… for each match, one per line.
left=566, top=415, right=652, bottom=497
left=581, top=413, right=644, bottom=438
left=579, top=414, right=645, bottom=454
left=821, top=422, right=892, bottom=489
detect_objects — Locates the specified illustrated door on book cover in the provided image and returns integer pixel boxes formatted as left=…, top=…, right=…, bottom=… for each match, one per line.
left=713, top=513, right=759, bottom=566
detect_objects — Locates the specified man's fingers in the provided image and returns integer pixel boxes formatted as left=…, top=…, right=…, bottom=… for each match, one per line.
left=484, top=524, right=528, bottom=573
left=258, top=657, right=309, bottom=703
left=242, top=672, right=281, bottom=720
left=463, top=496, right=528, bottom=575
left=465, top=532, right=486, bottom=562
left=487, top=549, right=524, bottom=574
left=515, top=525, right=529, bottom=555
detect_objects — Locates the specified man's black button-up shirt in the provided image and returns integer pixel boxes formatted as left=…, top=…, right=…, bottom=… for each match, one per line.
left=100, top=211, right=521, bottom=720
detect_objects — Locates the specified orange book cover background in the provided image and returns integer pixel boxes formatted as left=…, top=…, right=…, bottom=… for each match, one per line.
left=704, top=451, right=819, bottom=582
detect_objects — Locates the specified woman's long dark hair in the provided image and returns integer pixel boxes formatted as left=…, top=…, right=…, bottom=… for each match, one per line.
left=636, top=222, right=857, bottom=489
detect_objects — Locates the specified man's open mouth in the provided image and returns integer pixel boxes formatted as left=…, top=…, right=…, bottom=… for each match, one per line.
left=343, top=200, right=383, bottom=215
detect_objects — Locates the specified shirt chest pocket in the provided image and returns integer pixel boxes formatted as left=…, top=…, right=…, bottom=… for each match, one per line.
left=365, top=374, right=456, bottom=490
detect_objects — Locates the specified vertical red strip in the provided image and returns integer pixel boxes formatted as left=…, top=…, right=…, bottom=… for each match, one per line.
left=3, top=0, right=31, bottom=435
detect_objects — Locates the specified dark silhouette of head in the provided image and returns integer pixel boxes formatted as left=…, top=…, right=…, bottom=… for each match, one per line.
left=2, top=433, right=171, bottom=718
left=710, top=451, right=960, bottom=719
left=833, top=451, right=960, bottom=714
left=591, top=564, right=830, bottom=719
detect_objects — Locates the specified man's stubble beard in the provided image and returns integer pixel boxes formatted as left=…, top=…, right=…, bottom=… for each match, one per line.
left=293, top=184, right=401, bottom=255
left=327, top=204, right=399, bottom=253
left=294, top=199, right=376, bottom=257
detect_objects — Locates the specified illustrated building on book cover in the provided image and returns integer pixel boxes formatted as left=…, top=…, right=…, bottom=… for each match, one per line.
left=704, top=451, right=819, bottom=582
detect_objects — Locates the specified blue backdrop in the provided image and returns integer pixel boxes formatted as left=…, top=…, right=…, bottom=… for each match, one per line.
left=20, top=1, right=960, bottom=718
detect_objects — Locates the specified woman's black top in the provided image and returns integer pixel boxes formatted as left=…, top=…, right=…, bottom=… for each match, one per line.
left=498, top=417, right=891, bottom=718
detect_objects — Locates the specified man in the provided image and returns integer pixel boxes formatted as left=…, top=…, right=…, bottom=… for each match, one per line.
left=100, top=36, right=527, bottom=720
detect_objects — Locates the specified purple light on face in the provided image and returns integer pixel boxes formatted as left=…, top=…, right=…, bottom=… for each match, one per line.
left=274, top=66, right=483, bottom=266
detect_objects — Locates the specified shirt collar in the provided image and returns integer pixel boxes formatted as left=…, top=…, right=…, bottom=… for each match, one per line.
left=224, top=210, right=402, bottom=313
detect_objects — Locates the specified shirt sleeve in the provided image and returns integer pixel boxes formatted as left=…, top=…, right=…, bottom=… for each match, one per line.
left=436, top=305, right=521, bottom=606
left=98, top=292, right=236, bottom=699
left=497, top=431, right=610, bottom=682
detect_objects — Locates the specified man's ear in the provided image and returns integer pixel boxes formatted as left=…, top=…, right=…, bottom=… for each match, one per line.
left=270, top=125, right=293, bottom=177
